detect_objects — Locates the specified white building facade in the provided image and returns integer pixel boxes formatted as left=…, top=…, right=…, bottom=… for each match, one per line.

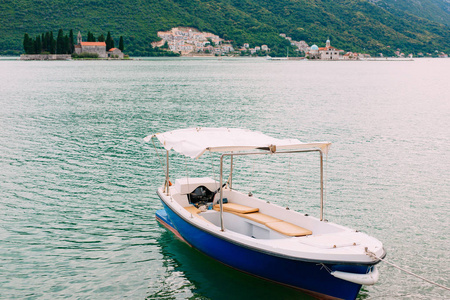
left=307, top=39, right=343, bottom=60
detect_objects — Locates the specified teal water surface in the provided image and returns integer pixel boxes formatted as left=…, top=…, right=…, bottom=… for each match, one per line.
left=0, top=57, right=449, bottom=299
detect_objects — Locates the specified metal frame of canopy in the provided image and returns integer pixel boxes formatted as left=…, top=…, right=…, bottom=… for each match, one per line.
left=156, top=144, right=325, bottom=231
left=147, top=128, right=329, bottom=232
left=218, top=148, right=325, bottom=231
left=145, top=128, right=330, bottom=159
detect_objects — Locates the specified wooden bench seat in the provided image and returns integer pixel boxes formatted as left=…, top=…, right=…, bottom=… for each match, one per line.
left=228, top=208, right=312, bottom=237
left=184, top=206, right=210, bottom=223
left=211, top=202, right=312, bottom=237
left=238, top=211, right=312, bottom=237
left=234, top=212, right=281, bottom=224
left=265, top=221, right=312, bottom=237
left=213, top=203, right=259, bottom=214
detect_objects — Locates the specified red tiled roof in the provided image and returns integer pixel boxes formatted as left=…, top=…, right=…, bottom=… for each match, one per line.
left=319, top=46, right=344, bottom=52
left=80, top=42, right=106, bottom=46
left=108, top=48, right=117, bottom=51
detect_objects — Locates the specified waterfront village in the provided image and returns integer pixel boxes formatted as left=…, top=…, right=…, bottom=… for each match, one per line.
left=21, top=27, right=448, bottom=60
left=152, top=27, right=430, bottom=59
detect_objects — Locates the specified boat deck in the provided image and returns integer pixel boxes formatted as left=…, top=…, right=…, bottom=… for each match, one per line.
left=212, top=203, right=312, bottom=237
left=183, top=202, right=313, bottom=239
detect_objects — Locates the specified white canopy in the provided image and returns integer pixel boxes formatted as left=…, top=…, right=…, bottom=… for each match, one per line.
left=144, top=128, right=331, bottom=159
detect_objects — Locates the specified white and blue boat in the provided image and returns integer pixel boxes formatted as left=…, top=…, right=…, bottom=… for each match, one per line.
left=145, top=128, right=385, bottom=300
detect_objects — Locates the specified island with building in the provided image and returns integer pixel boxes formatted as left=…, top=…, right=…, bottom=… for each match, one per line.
left=73, top=32, right=125, bottom=59
left=20, top=29, right=127, bottom=60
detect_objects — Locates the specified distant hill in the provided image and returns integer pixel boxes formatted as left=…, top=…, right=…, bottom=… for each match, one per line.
left=0, top=0, right=449, bottom=56
left=372, top=0, right=450, bottom=26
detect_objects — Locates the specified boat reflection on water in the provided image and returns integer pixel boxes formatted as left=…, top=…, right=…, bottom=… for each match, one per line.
left=149, top=230, right=315, bottom=300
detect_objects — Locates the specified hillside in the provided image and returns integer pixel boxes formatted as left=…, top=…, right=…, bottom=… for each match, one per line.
left=372, top=0, right=450, bottom=26
left=0, top=0, right=449, bottom=56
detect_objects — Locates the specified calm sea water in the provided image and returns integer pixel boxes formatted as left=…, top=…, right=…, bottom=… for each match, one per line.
left=0, top=57, right=448, bottom=299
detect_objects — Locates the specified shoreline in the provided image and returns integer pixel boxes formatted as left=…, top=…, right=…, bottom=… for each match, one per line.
left=1, top=55, right=446, bottom=61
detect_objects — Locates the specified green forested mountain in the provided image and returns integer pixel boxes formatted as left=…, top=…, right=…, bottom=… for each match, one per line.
left=1, top=0, right=449, bottom=56
left=373, top=0, right=450, bottom=26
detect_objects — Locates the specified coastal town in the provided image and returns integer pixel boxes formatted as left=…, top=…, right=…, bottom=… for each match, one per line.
left=151, top=27, right=444, bottom=59
left=20, top=26, right=448, bottom=60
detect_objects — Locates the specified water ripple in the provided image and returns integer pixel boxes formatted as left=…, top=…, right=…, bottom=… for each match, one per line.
left=0, top=58, right=448, bottom=299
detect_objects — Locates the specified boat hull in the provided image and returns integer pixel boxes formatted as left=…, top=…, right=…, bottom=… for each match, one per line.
left=157, top=203, right=373, bottom=300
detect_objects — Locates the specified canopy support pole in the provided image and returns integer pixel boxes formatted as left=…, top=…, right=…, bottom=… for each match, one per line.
left=166, top=150, right=170, bottom=195
left=219, top=155, right=225, bottom=231
left=229, top=154, right=233, bottom=189
left=319, top=150, right=324, bottom=221
left=218, top=148, right=326, bottom=232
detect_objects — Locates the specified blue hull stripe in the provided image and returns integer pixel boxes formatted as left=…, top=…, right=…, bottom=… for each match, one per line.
left=157, top=203, right=370, bottom=300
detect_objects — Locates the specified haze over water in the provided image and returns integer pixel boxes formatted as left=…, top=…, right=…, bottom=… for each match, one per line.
left=0, top=57, right=449, bottom=299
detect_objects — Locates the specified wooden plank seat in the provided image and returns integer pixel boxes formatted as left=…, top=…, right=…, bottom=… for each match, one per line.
left=265, top=221, right=312, bottom=237
left=213, top=203, right=259, bottom=214
left=234, top=212, right=281, bottom=224
left=212, top=203, right=312, bottom=237
left=237, top=211, right=312, bottom=237
left=184, top=206, right=210, bottom=223
left=232, top=211, right=312, bottom=237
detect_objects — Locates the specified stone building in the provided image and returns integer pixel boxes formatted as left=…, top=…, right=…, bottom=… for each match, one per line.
left=108, top=48, right=124, bottom=59
left=74, top=32, right=107, bottom=58
left=307, top=39, right=343, bottom=60
left=318, top=39, right=343, bottom=60
left=308, top=44, right=320, bottom=59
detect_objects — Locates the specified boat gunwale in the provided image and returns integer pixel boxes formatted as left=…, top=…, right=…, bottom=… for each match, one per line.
left=158, top=189, right=386, bottom=266
left=155, top=209, right=346, bottom=300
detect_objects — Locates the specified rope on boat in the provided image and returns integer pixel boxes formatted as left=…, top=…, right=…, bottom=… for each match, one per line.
left=319, top=263, right=332, bottom=273
left=366, top=250, right=450, bottom=291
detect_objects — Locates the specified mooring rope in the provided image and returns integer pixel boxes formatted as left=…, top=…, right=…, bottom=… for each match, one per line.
left=319, top=263, right=332, bottom=274
left=366, top=250, right=450, bottom=291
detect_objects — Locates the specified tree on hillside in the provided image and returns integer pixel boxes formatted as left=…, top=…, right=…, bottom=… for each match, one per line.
left=41, top=33, right=46, bottom=52
left=98, top=34, right=105, bottom=42
left=161, top=41, right=169, bottom=49
left=64, top=35, right=70, bottom=54
left=34, top=35, right=41, bottom=54
left=56, top=29, right=64, bottom=54
left=106, top=31, right=114, bottom=50
left=119, top=36, right=124, bottom=52
left=23, top=33, right=33, bottom=54
left=44, top=32, right=50, bottom=52
left=49, top=31, right=55, bottom=54
left=69, top=30, right=74, bottom=53
left=87, top=31, right=95, bottom=42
